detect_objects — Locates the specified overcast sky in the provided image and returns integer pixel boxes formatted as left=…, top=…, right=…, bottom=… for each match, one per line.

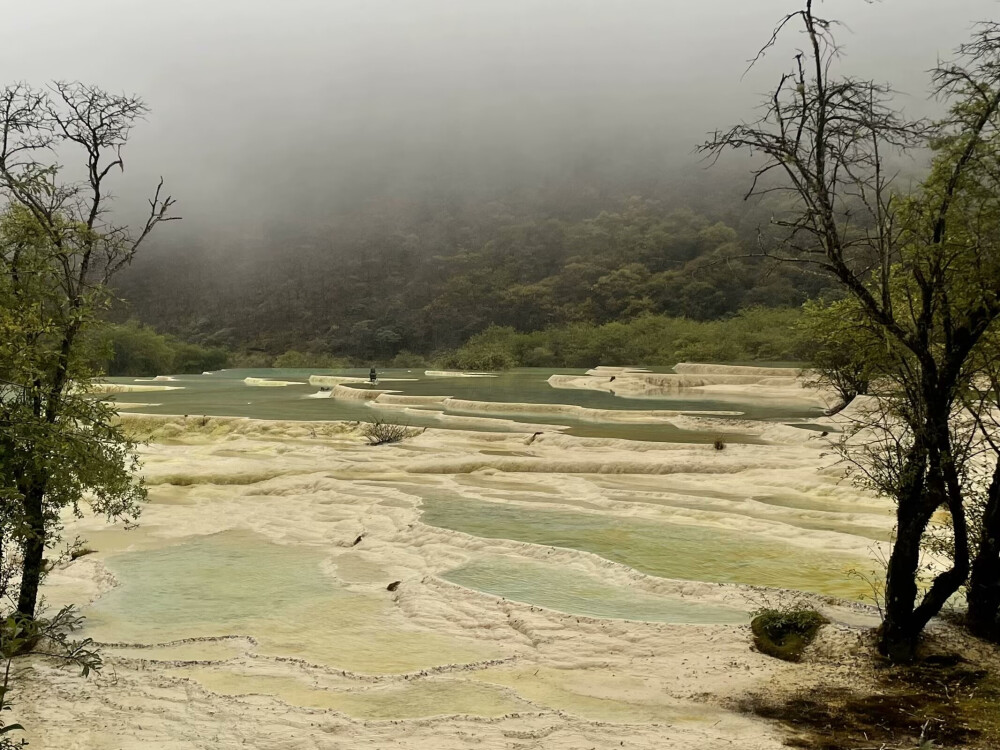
left=2, top=0, right=997, bottom=237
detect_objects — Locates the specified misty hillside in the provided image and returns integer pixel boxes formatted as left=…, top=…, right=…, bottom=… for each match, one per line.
left=113, top=187, right=836, bottom=361
left=2, top=0, right=975, bottom=365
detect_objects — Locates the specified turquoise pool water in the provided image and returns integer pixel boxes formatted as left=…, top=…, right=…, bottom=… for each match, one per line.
left=421, top=497, right=871, bottom=599
left=105, top=367, right=823, bottom=443
left=442, top=557, right=748, bottom=623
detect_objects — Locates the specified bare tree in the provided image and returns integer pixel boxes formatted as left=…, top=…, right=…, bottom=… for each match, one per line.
left=702, top=2, right=1000, bottom=660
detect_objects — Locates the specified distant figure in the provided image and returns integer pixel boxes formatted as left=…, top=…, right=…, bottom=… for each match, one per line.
left=369, top=366, right=377, bottom=384
left=609, top=376, right=616, bottom=382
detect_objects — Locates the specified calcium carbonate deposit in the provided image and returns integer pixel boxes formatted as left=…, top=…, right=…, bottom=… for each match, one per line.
left=20, top=365, right=894, bottom=749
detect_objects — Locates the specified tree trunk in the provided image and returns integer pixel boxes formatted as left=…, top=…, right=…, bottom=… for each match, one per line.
left=968, top=462, right=1000, bottom=641
left=14, top=325, right=78, bottom=623
left=880, top=509, right=927, bottom=661
left=15, top=483, right=46, bottom=621
left=880, top=389, right=976, bottom=660
left=879, top=445, right=931, bottom=662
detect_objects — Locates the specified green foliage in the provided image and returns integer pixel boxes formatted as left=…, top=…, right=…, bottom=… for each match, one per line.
left=0, top=80, right=174, bottom=747
left=170, top=341, right=227, bottom=374
left=0, top=209, right=147, bottom=550
left=439, top=308, right=809, bottom=368
left=703, top=3, right=1000, bottom=658
left=750, top=608, right=828, bottom=662
left=797, top=85, right=1000, bottom=644
left=797, top=299, right=885, bottom=407
left=0, top=81, right=177, bottom=624
left=89, top=320, right=228, bottom=376
left=439, top=326, right=520, bottom=370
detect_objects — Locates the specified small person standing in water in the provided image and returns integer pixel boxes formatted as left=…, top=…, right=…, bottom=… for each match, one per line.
left=369, top=366, right=377, bottom=384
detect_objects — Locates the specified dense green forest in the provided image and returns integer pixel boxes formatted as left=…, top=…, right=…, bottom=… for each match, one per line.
left=97, top=308, right=812, bottom=375
left=441, top=308, right=810, bottom=370
left=113, top=194, right=835, bottom=368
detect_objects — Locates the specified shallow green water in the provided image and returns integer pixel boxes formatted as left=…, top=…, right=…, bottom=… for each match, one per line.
left=86, top=530, right=342, bottom=636
left=81, top=367, right=870, bottom=641
left=442, top=557, right=747, bottom=623
left=422, top=498, right=870, bottom=599
left=84, top=531, right=501, bottom=671
left=105, top=367, right=823, bottom=443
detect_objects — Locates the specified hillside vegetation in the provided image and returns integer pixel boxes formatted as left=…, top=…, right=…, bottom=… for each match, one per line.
left=115, top=197, right=833, bottom=364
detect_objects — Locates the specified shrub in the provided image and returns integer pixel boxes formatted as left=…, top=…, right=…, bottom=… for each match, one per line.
left=449, top=326, right=519, bottom=371
left=362, top=419, right=408, bottom=446
left=750, top=608, right=828, bottom=662
left=89, top=320, right=230, bottom=375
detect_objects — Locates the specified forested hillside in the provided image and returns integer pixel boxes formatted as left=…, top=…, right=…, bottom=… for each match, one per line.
left=114, top=193, right=835, bottom=363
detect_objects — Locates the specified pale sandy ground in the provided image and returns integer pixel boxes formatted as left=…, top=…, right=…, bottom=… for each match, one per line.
left=16, top=367, right=904, bottom=749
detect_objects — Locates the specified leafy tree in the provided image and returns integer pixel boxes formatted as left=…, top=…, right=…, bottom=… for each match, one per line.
left=703, top=2, right=1000, bottom=659
left=591, top=264, right=653, bottom=321
left=0, top=82, right=177, bottom=622
left=443, top=325, right=519, bottom=371
left=798, top=299, right=879, bottom=412
left=169, top=340, right=228, bottom=375
left=89, top=320, right=226, bottom=376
